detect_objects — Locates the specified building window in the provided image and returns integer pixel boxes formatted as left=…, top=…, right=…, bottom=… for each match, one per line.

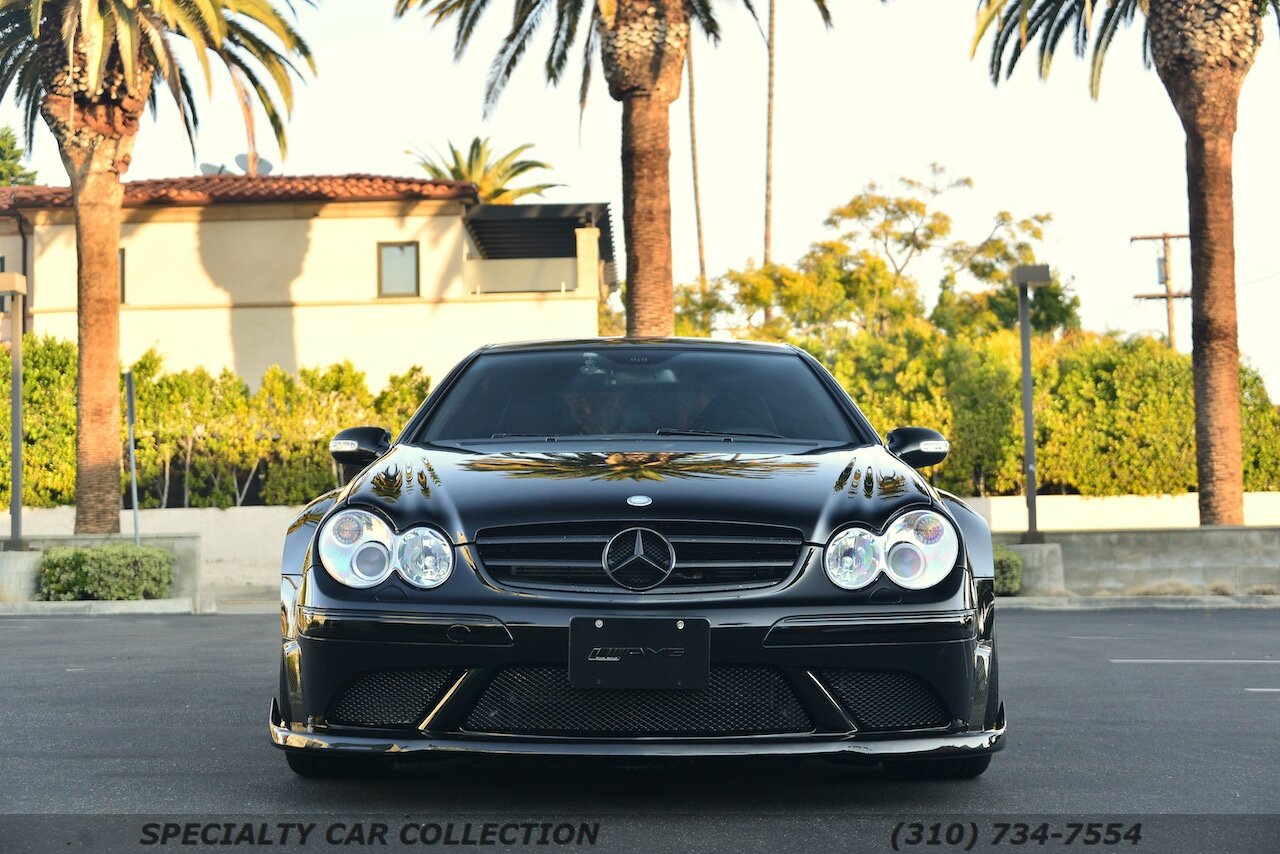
left=119, top=248, right=126, bottom=303
left=378, top=242, right=419, bottom=297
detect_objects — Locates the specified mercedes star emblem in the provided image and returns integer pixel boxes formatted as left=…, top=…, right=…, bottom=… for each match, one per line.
left=626, top=495, right=652, bottom=507
left=602, top=527, right=676, bottom=591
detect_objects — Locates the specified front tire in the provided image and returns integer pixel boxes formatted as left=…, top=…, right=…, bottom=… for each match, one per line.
left=284, top=751, right=388, bottom=778
left=882, top=755, right=991, bottom=780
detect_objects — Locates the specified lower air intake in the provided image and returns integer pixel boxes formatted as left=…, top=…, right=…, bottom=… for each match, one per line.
left=327, top=668, right=454, bottom=728
left=464, top=665, right=812, bottom=736
left=818, top=669, right=950, bottom=731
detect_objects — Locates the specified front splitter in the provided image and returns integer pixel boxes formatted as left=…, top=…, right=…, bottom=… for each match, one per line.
left=269, top=701, right=1006, bottom=760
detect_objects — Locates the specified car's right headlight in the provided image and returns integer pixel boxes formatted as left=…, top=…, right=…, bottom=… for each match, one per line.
left=318, top=509, right=395, bottom=588
left=318, top=509, right=454, bottom=590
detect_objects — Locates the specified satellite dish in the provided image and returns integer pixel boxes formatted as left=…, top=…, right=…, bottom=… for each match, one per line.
left=199, top=162, right=229, bottom=175
left=234, top=153, right=274, bottom=176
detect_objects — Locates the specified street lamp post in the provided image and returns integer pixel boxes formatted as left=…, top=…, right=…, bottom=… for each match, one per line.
left=2, top=273, right=28, bottom=551
left=1012, top=264, right=1051, bottom=544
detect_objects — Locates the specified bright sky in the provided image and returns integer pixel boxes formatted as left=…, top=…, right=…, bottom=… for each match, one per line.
left=4, top=1, right=1278, bottom=396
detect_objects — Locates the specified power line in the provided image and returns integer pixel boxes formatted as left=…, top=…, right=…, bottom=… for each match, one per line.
left=1129, top=232, right=1189, bottom=349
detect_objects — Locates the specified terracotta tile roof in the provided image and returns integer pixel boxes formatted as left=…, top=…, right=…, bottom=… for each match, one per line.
left=0, top=173, right=478, bottom=210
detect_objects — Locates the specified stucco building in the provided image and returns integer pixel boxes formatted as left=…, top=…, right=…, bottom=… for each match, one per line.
left=0, top=174, right=614, bottom=388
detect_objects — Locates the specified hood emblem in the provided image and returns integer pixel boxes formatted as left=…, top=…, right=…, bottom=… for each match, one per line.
left=603, top=528, right=676, bottom=591
left=626, top=495, right=652, bottom=507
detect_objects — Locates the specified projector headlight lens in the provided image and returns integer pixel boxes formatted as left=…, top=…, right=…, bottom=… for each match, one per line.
left=824, top=509, right=960, bottom=591
left=319, top=510, right=394, bottom=588
left=883, top=510, right=959, bottom=589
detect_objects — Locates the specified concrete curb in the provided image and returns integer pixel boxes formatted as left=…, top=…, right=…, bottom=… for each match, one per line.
left=999, top=594, right=1280, bottom=610
left=0, top=597, right=194, bottom=616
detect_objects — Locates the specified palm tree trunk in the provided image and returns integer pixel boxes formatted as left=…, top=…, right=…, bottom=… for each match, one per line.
left=764, top=0, right=776, bottom=266
left=1184, top=124, right=1243, bottom=525
left=687, top=42, right=708, bottom=290
left=69, top=166, right=125, bottom=533
left=1147, top=0, right=1260, bottom=526
left=622, top=94, right=675, bottom=337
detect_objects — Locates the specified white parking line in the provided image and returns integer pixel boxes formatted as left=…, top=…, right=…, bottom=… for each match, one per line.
left=1068, top=636, right=1127, bottom=640
left=1111, top=659, right=1280, bottom=664
left=1245, top=688, right=1280, bottom=693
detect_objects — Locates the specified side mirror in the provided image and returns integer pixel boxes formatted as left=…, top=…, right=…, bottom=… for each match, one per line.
left=329, top=426, right=392, bottom=467
left=886, top=426, right=950, bottom=468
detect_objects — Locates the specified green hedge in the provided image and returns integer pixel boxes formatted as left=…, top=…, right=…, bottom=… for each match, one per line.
left=993, top=544, right=1024, bottom=596
left=37, top=545, right=174, bottom=601
left=2, top=332, right=1278, bottom=508
left=0, top=337, right=431, bottom=509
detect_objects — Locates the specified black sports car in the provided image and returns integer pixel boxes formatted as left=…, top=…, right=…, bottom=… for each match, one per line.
left=270, top=339, right=1005, bottom=778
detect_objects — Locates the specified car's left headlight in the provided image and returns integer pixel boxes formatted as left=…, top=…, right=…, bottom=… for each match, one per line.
left=824, top=509, right=960, bottom=591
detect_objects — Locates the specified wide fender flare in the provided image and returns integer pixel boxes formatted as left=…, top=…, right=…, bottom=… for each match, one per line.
left=938, top=491, right=994, bottom=580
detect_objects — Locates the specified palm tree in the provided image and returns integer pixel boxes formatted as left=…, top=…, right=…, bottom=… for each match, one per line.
left=764, top=1, right=831, bottom=266
left=0, top=1, right=312, bottom=533
left=410, top=137, right=560, bottom=204
left=394, top=0, right=830, bottom=338
left=973, top=0, right=1272, bottom=526
left=686, top=40, right=707, bottom=289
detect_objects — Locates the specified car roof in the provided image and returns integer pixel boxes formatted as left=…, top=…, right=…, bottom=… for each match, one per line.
left=479, top=337, right=800, bottom=355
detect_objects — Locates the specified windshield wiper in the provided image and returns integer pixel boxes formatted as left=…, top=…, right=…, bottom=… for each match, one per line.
left=654, top=428, right=787, bottom=440
left=488, top=433, right=560, bottom=440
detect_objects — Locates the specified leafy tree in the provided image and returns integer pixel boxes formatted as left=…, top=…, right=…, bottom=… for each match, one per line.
left=0, top=0, right=313, bottom=532
left=937, top=331, right=1023, bottom=496
left=411, top=137, right=560, bottom=204
left=0, top=126, right=35, bottom=185
left=374, top=366, right=432, bottom=434
left=257, top=363, right=375, bottom=505
left=933, top=275, right=1081, bottom=337
left=703, top=168, right=1064, bottom=347
left=1037, top=334, right=1199, bottom=495
left=0, top=335, right=76, bottom=506
left=973, top=0, right=1276, bottom=524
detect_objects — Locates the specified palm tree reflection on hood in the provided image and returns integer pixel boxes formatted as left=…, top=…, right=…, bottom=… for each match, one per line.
left=459, top=452, right=818, bottom=483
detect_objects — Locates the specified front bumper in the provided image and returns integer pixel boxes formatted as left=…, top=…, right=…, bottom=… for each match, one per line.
left=271, top=594, right=1004, bottom=761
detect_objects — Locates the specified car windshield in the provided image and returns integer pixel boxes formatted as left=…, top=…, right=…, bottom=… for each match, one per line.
left=417, top=347, right=858, bottom=444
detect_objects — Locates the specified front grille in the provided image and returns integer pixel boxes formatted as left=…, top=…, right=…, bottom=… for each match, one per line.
left=464, top=665, right=813, bottom=736
left=327, top=668, right=455, bottom=728
left=475, top=521, right=804, bottom=592
left=818, top=669, right=949, bottom=731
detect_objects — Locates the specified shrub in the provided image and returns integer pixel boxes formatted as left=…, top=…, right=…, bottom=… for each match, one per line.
left=36, top=545, right=174, bottom=601
left=992, top=544, right=1023, bottom=596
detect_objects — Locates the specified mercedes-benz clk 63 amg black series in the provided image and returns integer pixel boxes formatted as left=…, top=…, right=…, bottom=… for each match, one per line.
left=270, top=339, right=1005, bottom=778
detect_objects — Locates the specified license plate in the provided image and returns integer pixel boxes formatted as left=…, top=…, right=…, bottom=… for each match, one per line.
left=569, top=617, right=710, bottom=690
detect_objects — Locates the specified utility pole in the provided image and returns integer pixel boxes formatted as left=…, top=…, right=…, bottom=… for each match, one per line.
left=1130, top=232, right=1190, bottom=349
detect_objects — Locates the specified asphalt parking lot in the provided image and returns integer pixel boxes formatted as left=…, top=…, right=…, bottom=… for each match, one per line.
left=1, top=609, right=1276, bottom=849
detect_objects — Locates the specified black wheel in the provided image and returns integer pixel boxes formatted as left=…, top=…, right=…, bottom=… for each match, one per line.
left=882, top=755, right=992, bottom=780
left=284, top=751, right=389, bottom=778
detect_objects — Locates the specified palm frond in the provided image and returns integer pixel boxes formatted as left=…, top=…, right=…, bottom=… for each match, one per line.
left=409, top=135, right=560, bottom=203
left=974, top=0, right=1141, bottom=97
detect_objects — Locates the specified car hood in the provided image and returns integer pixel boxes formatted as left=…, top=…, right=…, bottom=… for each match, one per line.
left=340, top=442, right=941, bottom=545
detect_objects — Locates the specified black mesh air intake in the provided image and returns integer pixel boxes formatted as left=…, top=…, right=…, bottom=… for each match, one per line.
left=464, top=665, right=812, bottom=736
left=327, top=668, right=455, bottom=728
left=818, top=669, right=949, bottom=731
